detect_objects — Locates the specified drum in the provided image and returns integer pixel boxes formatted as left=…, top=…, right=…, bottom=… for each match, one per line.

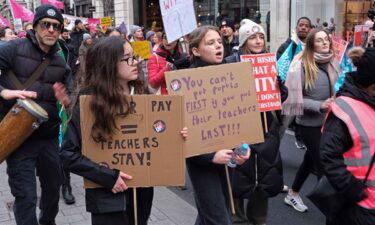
left=0, top=99, right=48, bottom=163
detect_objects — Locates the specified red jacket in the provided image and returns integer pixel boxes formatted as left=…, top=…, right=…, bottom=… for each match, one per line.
left=147, top=47, right=170, bottom=95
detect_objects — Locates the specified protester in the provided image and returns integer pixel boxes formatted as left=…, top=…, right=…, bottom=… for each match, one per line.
left=186, top=25, right=250, bottom=225
left=320, top=47, right=375, bottom=225
left=152, top=31, right=163, bottom=52
left=0, top=5, right=70, bottom=225
left=130, top=25, right=144, bottom=41
left=225, top=19, right=286, bottom=225
left=328, top=17, right=336, bottom=33
left=24, top=22, right=33, bottom=31
left=0, top=26, right=17, bottom=44
left=220, top=18, right=239, bottom=58
left=148, top=32, right=189, bottom=94
left=69, top=19, right=88, bottom=70
left=60, top=36, right=187, bottom=225
left=282, top=29, right=341, bottom=212
left=105, top=27, right=122, bottom=37
left=277, top=16, right=312, bottom=150
left=78, top=34, right=93, bottom=74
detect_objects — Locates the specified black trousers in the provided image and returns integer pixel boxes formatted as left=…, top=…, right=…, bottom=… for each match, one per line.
left=187, top=162, right=231, bottom=225
left=6, top=137, right=62, bottom=225
left=292, top=126, right=323, bottom=192
left=91, top=187, right=153, bottom=225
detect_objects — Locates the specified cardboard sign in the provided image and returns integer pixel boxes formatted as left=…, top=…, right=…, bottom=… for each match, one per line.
left=241, top=54, right=281, bottom=112
left=331, top=35, right=348, bottom=63
left=159, top=0, right=197, bottom=43
left=131, top=41, right=152, bottom=59
left=165, top=62, right=264, bottom=157
left=80, top=95, right=185, bottom=188
left=100, top=17, right=112, bottom=27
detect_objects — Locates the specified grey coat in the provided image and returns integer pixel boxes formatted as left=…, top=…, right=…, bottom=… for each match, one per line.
left=296, top=63, right=333, bottom=127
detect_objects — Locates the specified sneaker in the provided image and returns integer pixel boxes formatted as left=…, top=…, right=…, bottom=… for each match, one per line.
left=284, top=194, right=308, bottom=212
left=295, top=140, right=307, bottom=149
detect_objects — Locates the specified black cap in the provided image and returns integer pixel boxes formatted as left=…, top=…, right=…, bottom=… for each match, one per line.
left=33, top=5, right=64, bottom=28
left=75, top=19, right=82, bottom=26
left=220, top=18, right=235, bottom=31
left=355, top=48, right=375, bottom=87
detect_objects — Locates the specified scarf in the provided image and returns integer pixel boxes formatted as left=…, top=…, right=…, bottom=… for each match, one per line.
left=282, top=52, right=341, bottom=115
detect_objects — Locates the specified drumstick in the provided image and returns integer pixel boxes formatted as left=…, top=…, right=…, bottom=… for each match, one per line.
left=225, top=165, right=236, bottom=215
left=134, top=188, right=138, bottom=225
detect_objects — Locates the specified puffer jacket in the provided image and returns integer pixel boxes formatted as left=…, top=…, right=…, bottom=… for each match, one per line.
left=0, top=30, right=71, bottom=138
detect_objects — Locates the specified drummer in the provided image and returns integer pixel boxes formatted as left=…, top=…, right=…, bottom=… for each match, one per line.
left=0, top=5, right=70, bottom=225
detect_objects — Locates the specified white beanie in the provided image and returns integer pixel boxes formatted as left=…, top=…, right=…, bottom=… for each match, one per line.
left=238, top=19, right=265, bottom=47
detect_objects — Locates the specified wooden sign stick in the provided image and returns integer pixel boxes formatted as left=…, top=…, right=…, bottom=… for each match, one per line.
left=225, top=165, right=236, bottom=215
left=263, top=112, right=268, bottom=133
left=134, top=188, right=138, bottom=225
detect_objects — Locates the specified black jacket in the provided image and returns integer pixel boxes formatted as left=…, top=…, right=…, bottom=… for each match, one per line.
left=224, top=50, right=285, bottom=199
left=0, top=31, right=70, bottom=138
left=276, top=37, right=298, bottom=60
left=223, top=35, right=239, bottom=58
left=320, top=73, right=375, bottom=222
left=60, top=96, right=125, bottom=213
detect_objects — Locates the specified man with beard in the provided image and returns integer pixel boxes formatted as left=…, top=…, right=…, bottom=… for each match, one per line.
left=0, top=5, right=70, bottom=225
left=220, top=18, right=239, bottom=58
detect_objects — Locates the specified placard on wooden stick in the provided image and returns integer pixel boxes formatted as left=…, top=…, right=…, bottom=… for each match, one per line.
left=80, top=95, right=185, bottom=188
left=165, top=62, right=264, bottom=157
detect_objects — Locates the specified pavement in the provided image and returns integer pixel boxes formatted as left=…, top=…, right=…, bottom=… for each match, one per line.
left=0, top=162, right=197, bottom=225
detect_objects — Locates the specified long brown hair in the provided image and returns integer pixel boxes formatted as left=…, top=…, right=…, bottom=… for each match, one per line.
left=71, top=36, right=145, bottom=142
left=299, top=29, right=332, bottom=89
left=188, top=25, right=221, bottom=62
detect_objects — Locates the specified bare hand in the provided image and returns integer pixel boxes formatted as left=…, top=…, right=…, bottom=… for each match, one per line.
left=320, top=97, right=334, bottom=111
left=234, top=146, right=251, bottom=166
left=53, top=82, right=70, bottom=106
left=212, top=149, right=233, bottom=164
left=0, top=89, right=37, bottom=100
left=180, top=127, right=188, bottom=139
left=112, top=171, right=132, bottom=194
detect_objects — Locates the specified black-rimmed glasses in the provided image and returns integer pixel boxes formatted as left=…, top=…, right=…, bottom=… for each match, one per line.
left=120, top=55, right=139, bottom=66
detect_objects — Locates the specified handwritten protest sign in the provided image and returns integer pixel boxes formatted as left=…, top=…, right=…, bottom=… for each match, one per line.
left=165, top=62, right=264, bottom=157
left=331, top=35, right=348, bottom=63
left=131, top=41, right=152, bottom=59
left=80, top=95, right=185, bottom=188
left=100, top=17, right=111, bottom=27
left=159, top=0, right=197, bottom=43
left=241, top=54, right=281, bottom=112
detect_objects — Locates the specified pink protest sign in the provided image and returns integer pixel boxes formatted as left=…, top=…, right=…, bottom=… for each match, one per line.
left=0, top=16, right=11, bottom=27
left=331, top=35, right=348, bottom=63
left=88, top=18, right=100, bottom=33
left=10, top=0, right=34, bottom=21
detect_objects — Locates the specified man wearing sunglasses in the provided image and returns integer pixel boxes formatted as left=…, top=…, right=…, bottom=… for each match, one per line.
left=0, top=5, right=70, bottom=225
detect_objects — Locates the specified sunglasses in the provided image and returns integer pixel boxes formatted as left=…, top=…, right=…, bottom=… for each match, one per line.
left=39, top=21, right=63, bottom=32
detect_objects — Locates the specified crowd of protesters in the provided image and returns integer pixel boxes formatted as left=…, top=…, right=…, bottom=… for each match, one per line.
left=0, top=3, right=375, bottom=225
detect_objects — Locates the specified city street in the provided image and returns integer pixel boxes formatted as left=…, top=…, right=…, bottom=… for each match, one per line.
left=0, top=132, right=326, bottom=225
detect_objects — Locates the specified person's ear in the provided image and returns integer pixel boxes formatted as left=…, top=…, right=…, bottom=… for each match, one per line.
left=192, top=47, right=201, bottom=57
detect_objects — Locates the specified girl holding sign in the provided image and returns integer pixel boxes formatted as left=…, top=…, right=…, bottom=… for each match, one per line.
left=186, top=26, right=251, bottom=225
left=60, top=36, right=187, bottom=225
left=224, top=19, right=287, bottom=225
left=282, top=29, right=341, bottom=213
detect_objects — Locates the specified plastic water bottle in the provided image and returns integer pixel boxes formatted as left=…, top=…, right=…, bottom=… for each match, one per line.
left=227, top=143, right=250, bottom=168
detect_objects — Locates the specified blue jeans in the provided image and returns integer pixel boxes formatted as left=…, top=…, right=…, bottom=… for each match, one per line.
left=6, top=137, right=62, bottom=225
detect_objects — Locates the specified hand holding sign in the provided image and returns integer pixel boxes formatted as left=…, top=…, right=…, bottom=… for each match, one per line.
left=112, top=172, right=133, bottom=193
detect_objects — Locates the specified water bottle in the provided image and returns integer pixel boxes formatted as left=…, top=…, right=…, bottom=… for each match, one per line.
left=227, top=143, right=250, bottom=168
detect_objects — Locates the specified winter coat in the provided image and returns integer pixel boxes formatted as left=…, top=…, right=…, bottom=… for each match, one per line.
left=224, top=49, right=285, bottom=199
left=320, top=73, right=375, bottom=224
left=223, top=35, right=239, bottom=58
left=147, top=45, right=189, bottom=95
left=61, top=91, right=153, bottom=214
left=0, top=30, right=71, bottom=138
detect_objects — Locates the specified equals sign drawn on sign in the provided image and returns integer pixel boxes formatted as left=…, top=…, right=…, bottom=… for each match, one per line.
left=121, top=125, right=138, bottom=134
